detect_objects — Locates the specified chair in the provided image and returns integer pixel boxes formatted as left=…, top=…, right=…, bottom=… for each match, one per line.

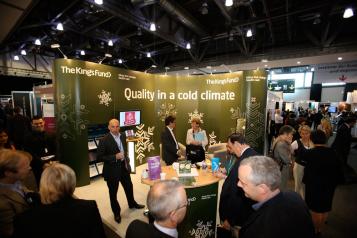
left=159, top=143, right=186, bottom=166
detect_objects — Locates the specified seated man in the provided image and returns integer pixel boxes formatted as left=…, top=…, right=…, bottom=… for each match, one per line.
left=238, top=156, right=314, bottom=238
left=126, top=180, right=187, bottom=238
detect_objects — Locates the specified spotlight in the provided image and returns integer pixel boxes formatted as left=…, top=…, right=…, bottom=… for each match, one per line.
left=186, top=42, right=191, bottom=49
left=150, top=23, right=156, bottom=31
left=200, top=3, right=208, bottom=15
left=14, top=55, right=19, bottom=61
left=343, top=7, right=354, bottom=18
left=20, top=50, right=26, bottom=56
left=246, top=29, right=252, bottom=37
left=118, top=59, right=123, bottom=64
left=105, top=53, right=112, bottom=58
left=146, top=52, right=151, bottom=58
left=108, top=40, right=113, bottom=46
left=225, top=0, right=233, bottom=7
left=80, top=50, right=85, bottom=55
left=338, top=57, right=343, bottom=61
left=137, top=27, right=142, bottom=36
left=35, top=39, right=41, bottom=46
left=56, top=23, right=64, bottom=31
left=94, top=0, right=103, bottom=5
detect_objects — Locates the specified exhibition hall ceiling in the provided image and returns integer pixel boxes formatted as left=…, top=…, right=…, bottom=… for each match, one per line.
left=0, top=0, right=356, bottom=73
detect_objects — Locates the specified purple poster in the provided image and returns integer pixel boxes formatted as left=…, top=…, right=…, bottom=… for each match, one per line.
left=147, top=156, right=161, bottom=180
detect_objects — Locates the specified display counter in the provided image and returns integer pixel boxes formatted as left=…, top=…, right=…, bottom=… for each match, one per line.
left=142, top=165, right=221, bottom=238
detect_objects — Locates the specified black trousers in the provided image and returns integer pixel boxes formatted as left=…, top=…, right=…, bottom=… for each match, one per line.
left=106, top=172, right=136, bottom=216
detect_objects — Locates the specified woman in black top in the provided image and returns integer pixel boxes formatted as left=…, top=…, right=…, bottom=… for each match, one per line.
left=303, top=130, right=343, bottom=235
left=291, top=125, right=313, bottom=199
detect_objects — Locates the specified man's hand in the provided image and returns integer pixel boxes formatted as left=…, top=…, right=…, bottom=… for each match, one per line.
left=115, top=152, right=125, bottom=160
left=221, top=219, right=231, bottom=230
left=214, top=168, right=227, bottom=179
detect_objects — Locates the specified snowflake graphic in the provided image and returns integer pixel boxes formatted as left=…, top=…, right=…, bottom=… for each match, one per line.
left=158, top=103, right=177, bottom=121
left=209, top=131, right=220, bottom=145
left=135, top=124, right=155, bottom=164
left=188, top=109, right=204, bottom=124
left=98, top=90, right=112, bottom=107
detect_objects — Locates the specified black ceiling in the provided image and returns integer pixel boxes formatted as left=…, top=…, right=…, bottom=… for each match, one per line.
left=1, top=0, right=356, bottom=72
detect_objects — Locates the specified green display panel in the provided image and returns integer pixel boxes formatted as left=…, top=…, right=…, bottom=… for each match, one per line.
left=53, top=59, right=267, bottom=185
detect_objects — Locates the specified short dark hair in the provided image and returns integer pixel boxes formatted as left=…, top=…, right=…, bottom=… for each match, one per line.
left=279, top=125, right=295, bottom=135
left=164, top=115, right=176, bottom=126
left=32, top=115, right=43, bottom=121
left=310, top=130, right=327, bottom=144
left=227, top=132, right=247, bottom=145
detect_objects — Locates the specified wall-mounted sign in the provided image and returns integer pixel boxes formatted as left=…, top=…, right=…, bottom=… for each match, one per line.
left=268, top=79, right=295, bottom=93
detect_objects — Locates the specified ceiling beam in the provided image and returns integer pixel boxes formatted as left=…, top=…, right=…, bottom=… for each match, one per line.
left=86, top=0, right=186, bottom=49
left=262, top=0, right=275, bottom=44
left=213, top=0, right=232, bottom=24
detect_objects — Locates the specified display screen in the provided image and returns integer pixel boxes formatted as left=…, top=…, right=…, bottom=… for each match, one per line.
left=119, top=110, right=141, bottom=127
left=328, top=106, right=337, bottom=113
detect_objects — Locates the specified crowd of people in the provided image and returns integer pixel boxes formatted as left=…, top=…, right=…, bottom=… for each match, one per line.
left=1, top=102, right=356, bottom=238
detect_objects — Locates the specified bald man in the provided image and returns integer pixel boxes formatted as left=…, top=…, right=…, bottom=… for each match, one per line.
left=97, top=119, right=144, bottom=223
left=126, top=180, right=187, bottom=238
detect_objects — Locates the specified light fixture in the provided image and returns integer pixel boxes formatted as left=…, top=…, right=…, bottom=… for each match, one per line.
left=313, top=17, right=321, bottom=25
left=20, top=50, right=26, bottom=56
left=228, top=31, right=234, bottom=41
left=118, top=59, right=123, bottom=64
left=105, top=53, right=112, bottom=58
left=94, top=0, right=103, bottom=5
left=297, top=61, right=301, bottom=64
left=144, top=64, right=157, bottom=73
left=108, top=40, right=113, bottom=46
left=343, top=7, right=354, bottom=18
left=13, top=55, right=19, bottom=61
left=150, top=22, right=156, bottom=31
left=261, top=59, right=268, bottom=63
left=246, top=29, right=252, bottom=37
left=264, top=64, right=268, bottom=68
left=51, top=44, right=60, bottom=48
left=225, top=0, right=233, bottom=7
left=186, top=42, right=191, bottom=49
left=56, top=23, right=64, bottom=31
left=34, top=39, right=41, bottom=46
left=50, top=44, right=67, bottom=58
left=80, top=50, right=85, bottom=55
left=200, top=2, right=208, bottom=15
left=146, top=52, right=151, bottom=57
left=311, top=67, right=315, bottom=72
left=184, top=66, right=189, bottom=70
left=338, top=57, right=343, bottom=61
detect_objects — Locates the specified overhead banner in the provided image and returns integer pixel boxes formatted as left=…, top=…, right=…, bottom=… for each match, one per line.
left=313, top=60, right=357, bottom=84
left=53, top=59, right=267, bottom=185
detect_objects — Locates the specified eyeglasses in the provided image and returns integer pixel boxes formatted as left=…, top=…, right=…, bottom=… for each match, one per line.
left=168, top=203, right=188, bottom=216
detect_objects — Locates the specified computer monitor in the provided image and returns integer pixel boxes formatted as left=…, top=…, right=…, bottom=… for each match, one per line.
left=119, top=110, right=141, bottom=127
left=328, top=106, right=337, bottom=113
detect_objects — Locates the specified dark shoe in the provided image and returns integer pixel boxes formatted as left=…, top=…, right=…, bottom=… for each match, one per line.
left=129, top=203, right=145, bottom=209
left=114, top=215, right=121, bottom=223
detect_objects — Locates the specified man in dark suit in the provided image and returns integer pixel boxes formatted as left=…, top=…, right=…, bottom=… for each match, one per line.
left=217, top=133, right=258, bottom=234
left=161, top=116, right=179, bottom=165
left=126, top=180, right=187, bottom=238
left=97, top=119, right=144, bottom=224
left=332, top=115, right=356, bottom=165
left=238, top=156, right=314, bottom=238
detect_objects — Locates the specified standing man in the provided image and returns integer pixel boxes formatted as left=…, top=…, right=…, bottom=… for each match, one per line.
left=217, top=133, right=258, bottom=234
left=126, top=180, right=187, bottom=238
left=161, top=116, right=179, bottom=165
left=7, top=106, right=31, bottom=150
left=23, top=115, right=56, bottom=186
left=0, top=150, right=32, bottom=238
left=97, top=119, right=144, bottom=223
left=237, top=156, right=314, bottom=238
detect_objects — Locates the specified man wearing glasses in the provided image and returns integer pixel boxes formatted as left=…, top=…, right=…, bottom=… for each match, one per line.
left=126, top=180, right=187, bottom=238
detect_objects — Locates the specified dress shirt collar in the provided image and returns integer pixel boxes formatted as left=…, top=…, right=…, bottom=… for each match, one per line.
left=154, top=221, right=178, bottom=238
left=252, top=191, right=280, bottom=211
left=240, top=146, right=250, bottom=157
left=110, top=132, right=120, bottom=139
left=0, top=180, right=25, bottom=197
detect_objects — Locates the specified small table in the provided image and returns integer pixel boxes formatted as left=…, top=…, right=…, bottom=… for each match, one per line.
left=142, top=165, right=221, bottom=238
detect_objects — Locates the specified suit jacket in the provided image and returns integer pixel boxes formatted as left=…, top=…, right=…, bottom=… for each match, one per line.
left=239, top=192, right=314, bottom=238
left=0, top=185, right=30, bottom=238
left=13, top=197, right=106, bottom=238
left=161, top=127, right=179, bottom=165
left=219, top=147, right=258, bottom=226
left=332, top=123, right=352, bottom=158
left=126, top=219, right=174, bottom=238
left=97, top=132, right=130, bottom=181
